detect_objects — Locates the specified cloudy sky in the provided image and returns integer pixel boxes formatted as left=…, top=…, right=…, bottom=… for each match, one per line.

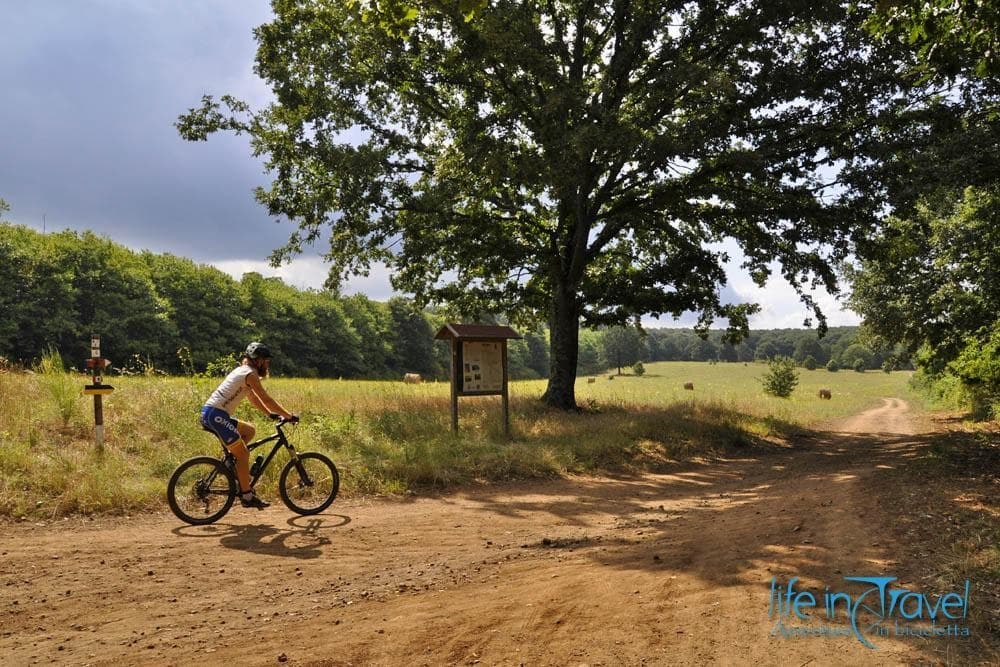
left=0, top=1, right=859, bottom=329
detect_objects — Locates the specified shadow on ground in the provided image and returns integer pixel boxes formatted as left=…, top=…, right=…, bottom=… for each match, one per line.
left=171, top=514, right=352, bottom=559
left=456, top=418, right=998, bottom=661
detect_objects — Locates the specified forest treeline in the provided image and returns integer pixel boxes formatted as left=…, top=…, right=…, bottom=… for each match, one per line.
left=0, top=223, right=893, bottom=379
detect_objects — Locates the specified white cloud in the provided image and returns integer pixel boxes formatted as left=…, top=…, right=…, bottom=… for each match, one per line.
left=212, top=251, right=860, bottom=331
left=642, top=241, right=861, bottom=330
left=211, top=255, right=398, bottom=301
left=728, top=270, right=860, bottom=329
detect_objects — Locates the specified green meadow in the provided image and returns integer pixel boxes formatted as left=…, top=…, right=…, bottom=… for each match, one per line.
left=0, top=361, right=918, bottom=518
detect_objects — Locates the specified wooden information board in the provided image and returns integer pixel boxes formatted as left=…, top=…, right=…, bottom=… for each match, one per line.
left=462, top=341, right=504, bottom=394
left=434, top=324, right=521, bottom=436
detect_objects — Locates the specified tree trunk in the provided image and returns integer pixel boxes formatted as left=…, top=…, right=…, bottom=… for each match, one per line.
left=542, top=286, right=580, bottom=410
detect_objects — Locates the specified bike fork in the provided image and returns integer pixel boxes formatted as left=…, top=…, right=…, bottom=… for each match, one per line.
left=285, top=446, right=313, bottom=486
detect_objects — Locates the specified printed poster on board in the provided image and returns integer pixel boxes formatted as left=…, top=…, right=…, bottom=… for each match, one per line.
left=462, top=341, right=503, bottom=393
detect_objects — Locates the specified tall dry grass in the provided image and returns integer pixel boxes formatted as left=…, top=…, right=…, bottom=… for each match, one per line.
left=0, top=362, right=920, bottom=518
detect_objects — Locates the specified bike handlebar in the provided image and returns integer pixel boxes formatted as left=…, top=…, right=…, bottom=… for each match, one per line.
left=270, top=414, right=300, bottom=425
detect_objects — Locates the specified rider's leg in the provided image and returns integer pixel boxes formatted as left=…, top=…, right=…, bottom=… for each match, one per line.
left=229, top=419, right=269, bottom=509
left=227, top=419, right=257, bottom=493
left=235, top=419, right=256, bottom=444
left=226, top=439, right=252, bottom=493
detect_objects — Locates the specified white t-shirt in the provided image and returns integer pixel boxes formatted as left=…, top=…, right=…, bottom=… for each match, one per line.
left=204, top=365, right=257, bottom=415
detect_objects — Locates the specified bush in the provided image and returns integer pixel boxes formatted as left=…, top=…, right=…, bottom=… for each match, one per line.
left=632, top=361, right=646, bottom=376
left=853, top=358, right=867, bottom=372
left=802, top=355, right=818, bottom=370
left=760, top=356, right=799, bottom=398
left=949, top=330, right=1000, bottom=419
left=203, top=352, right=239, bottom=377
left=826, top=360, right=840, bottom=372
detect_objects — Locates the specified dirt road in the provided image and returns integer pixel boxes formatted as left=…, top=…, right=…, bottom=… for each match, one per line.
left=0, top=399, right=988, bottom=665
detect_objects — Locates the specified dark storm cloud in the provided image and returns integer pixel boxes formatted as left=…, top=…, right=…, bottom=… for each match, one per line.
left=0, top=0, right=294, bottom=262
left=0, top=2, right=856, bottom=325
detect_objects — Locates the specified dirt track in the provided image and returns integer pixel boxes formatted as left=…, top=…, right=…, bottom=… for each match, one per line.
left=0, top=399, right=991, bottom=665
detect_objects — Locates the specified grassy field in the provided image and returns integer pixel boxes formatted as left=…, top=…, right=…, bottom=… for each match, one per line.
left=559, top=361, right=914, bottom=422
left=0, top=361, right=919, bottom=518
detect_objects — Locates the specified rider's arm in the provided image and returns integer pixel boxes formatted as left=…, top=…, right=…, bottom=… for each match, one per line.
left=245, top=372, right=295, bottom=420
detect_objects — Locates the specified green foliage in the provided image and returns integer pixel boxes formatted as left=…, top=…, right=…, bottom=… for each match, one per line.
left=754, top=339, right=781, bottom=362
left=949, top=326, right=1000, bottom=419
left=853, top=358, right=867, bottom=373
left=827, top=360, right=840, bottom=373
left=177, top=1, right=914, bottom=408
left=0, top=223, right=449, bottom=381
left=760, top=356, right=799, bottom=398
left=202, top=352, right=240, bottom=378
left=686, top=337, right=718, bottom=362
left=603, top=326, right=643, bottom=375
left=841, top=343, right=874, bottom=371
left=0, top=221, right=908, bottom=391
left=867, top=1, right=1000, bottom=79
left=387, top=297, right=441, bottom=377
left=632, top=361, right=645, bottom=377
left=576, top=329, right=604, bottom=376
left=850, top=186, right=1000, bottom=415
left=143, top=252, right=249, bottom=369
left=861, top=0, right=999, bottom=219
left=342, top=295, right=393, bottom=377
left=802, top=355, right=818, bottom=371
left=507, top=330, right=550, bottom=380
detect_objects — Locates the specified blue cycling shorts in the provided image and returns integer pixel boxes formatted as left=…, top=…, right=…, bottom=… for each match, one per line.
left=200, top=406, right=241, bottom=445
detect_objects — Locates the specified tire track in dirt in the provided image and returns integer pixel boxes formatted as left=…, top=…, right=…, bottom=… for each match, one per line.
left=0, top=398, right=975, bottom=665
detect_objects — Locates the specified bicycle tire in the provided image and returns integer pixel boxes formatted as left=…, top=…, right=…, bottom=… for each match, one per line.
left=278, top=452, right=339, bottom=515
left=167, top=456, right=236, bottom=525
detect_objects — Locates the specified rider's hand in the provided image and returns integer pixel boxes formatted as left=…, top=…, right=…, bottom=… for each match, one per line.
left=287, top=414, right=300, bottom=424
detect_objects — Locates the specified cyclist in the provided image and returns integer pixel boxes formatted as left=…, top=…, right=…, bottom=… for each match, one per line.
left=199, top=342, right=297, bottom=509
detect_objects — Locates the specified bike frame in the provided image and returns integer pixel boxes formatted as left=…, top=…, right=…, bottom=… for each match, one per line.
left=221, top=420, right=303, bottom=489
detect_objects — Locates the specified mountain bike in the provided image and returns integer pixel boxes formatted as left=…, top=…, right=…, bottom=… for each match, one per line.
left=167, top=416, right=339, bottom=525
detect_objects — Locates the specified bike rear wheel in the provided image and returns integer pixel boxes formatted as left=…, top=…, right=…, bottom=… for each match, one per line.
left=279, top=452, right=339, bottom=515
left=167, top=456, right=236, bottom=525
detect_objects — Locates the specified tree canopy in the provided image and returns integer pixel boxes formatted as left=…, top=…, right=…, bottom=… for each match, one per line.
left=849, top=186, right=1000, bottom=412
left=0, top=222, right=460, bottom=379
left=1, top=219, right=879, bottom=377
left=867, top=0, right=1000, bottom=79
left=178, top=1, right=922, bottom=408
left=848, top=2, right=1000, bottom=416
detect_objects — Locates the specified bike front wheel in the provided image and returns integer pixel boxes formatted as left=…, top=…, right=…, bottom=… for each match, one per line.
left=279, top=452, right=340, bottom=515
left=167, top=456, right=236, bottom=525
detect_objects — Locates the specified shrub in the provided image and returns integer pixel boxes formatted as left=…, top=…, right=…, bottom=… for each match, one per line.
left=826, top=360, right=840, bottom=372
left=632, top=361, right=646, bottom=376
left=802, top=355, right=818, bottom=370
left=853, top=358, right=867, bottom=373
left=949, top=330, right=1000, bottom=419
left=761, top=356, right=799, bottom=398
left=203, top=352, right=239, bottom=377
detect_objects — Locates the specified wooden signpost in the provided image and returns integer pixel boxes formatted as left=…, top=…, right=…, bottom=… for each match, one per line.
left=434, top=324, right=521, bottom=437
left=82, top=334, right=113, bottom=447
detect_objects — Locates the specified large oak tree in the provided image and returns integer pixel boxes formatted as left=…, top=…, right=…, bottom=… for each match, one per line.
left=179, top=0, right=912, bottom=409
